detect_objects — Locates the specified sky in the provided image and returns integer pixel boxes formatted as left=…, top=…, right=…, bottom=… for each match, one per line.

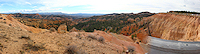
left=0, top=0, right=200, bottom=14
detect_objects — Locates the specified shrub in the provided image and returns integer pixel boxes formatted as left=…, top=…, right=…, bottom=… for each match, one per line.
left=98, top=36, right=105, bottom=43
left=9, top=24, right=12, bottom=26
left=131, top=35, right=134, bottom=39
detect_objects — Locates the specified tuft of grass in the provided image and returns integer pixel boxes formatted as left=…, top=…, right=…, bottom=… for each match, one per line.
left=98, top=36, right=105, bottom=43
left=20, top=50, right=25, bottom=54
left=64, top=45, right=79, bottom=54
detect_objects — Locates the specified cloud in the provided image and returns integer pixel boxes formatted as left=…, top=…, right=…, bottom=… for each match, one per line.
left=31, top=0, right=200, bottom=13
left=32, top=6, right=37, bottom=8
left=1, top=0, right=200, bottom=13
left=25, top=2, right=31, bottom=5
left=0, top=4, right=3, bottom=7
left=6, top=8, right=62, bottom=13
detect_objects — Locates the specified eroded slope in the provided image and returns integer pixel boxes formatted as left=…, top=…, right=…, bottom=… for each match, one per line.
left=0, top=14, right=145, bottom=54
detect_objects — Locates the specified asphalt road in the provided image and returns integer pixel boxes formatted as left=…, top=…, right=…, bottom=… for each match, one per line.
left=147, top=36, right=200, bottom=54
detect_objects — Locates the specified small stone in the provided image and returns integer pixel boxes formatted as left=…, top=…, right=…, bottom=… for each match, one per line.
left=20, top=35, right=30, bottom=39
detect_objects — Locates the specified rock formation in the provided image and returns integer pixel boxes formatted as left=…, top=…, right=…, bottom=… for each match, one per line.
left=141, top=13, right=200, bottom=41
left=57, top=23, right=68, bottom=33
left=69, top=27, right=79, bottom=32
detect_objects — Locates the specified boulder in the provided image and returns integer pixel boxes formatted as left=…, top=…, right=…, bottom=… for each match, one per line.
left=49, top=27, right=56, bottom=32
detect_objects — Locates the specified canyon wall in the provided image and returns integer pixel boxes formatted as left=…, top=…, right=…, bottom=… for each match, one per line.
left=148, top=13, right=200, bottom=41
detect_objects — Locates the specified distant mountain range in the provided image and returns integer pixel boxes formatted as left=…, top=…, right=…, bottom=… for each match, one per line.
left=38, top=12, right=105, bottom=18
left=1, top=12, right=105, bottom=18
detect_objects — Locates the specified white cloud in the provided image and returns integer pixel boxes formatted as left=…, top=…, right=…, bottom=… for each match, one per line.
left=5, top=8, right=62, bottom=13
left=25, top=2, right=31, bottom=5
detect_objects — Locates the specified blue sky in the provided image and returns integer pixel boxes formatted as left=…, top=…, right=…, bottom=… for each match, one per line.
left=0, top=0, right=200, bottom=14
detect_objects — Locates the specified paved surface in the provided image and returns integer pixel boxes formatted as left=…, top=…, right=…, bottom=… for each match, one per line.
left=147, top=36, right=200, bottom=54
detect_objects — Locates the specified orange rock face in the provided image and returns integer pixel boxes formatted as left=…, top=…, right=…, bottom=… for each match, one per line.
left=122, top=13, right=200, bottom=42
left=147, top=13, right=200, bottom=41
